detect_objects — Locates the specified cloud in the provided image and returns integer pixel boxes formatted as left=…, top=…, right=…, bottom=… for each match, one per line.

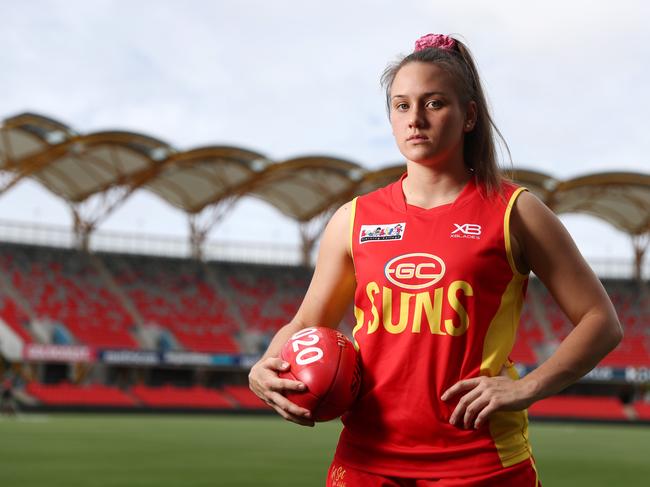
left=1, top=0, right=647, bottom=260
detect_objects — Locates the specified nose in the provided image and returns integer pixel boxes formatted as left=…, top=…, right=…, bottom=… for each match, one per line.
left=408, top=105, right=425, bottom=128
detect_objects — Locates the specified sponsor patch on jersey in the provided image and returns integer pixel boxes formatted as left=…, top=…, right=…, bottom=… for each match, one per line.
left=450, top=223, right=482, bottom=240
left=359, top=223, right=405, bottom=243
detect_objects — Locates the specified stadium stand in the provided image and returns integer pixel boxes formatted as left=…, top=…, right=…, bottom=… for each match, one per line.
left=101, top=253, right=240, bottom=353
left=216, top=262, right=310, bottom=334
left=522, top=278, right=650, bottom=367
left=23, top=381, right=273, bottom=410
left=510, top=302, right=543, bottom=365
left=1, top=241, right=648, bottom=421
left=131, top=384, right=234, bottom=409
left=0, top=243, right=138, bottom=349
left=0, top=292, right=32, bottom=343
left=1, top=113, right=648, bottom=422
left=632, top=400, right=650, bottom=421
left=222, top=385, right=270, bottom=410
left=1, top=242, right=647, bottom=368
left=528, top=395, right=628, bottom=421
left=26, top=382, right=136, bottom=407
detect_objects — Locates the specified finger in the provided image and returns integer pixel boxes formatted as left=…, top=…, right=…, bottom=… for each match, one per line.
left=269, top=401, right=315, bottom=427
left=266, top=357, right=291, bottom=372
left=249, top=381, right=270, bottom=403
left=267, top=391, right=312, bottom=418
left=463, top=394, right=491, bottom=429
left=269, top=378, right=307, bottom=393
left=449, top=386, right=483, bottom=426
left=441, top=378, right=482, bottom=401
left=474, top=399, right=500, bottom=429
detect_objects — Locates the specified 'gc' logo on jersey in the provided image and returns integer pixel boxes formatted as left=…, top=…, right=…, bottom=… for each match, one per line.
left=384, top=253, right=446, bottom=290
left=451, top=223, right=482, bottom=239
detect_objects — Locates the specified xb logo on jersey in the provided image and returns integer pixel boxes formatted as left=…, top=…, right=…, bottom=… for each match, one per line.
left=450, top=223, right=481, bottom=240
left=384, top=253, right=446, bottom=290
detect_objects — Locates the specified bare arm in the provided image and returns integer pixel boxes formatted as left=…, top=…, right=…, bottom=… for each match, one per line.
left=248, top=201, right=356, bottom=425
left=509, top=191, right=623, bottom=399
left=443, top=191, right=623, bottom=428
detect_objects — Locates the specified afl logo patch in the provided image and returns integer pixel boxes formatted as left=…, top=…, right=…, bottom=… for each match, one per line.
left=359, top=223, right=405, bottom=243
left=384, top=253, right=446, bottom=290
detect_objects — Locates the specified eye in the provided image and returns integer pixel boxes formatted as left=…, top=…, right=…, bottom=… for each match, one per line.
left=426, top=99, right=443, bottom=109
left=394, top=102, right=409, bottom=111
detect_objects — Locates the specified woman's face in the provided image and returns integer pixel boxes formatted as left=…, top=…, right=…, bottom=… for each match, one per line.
left=389, top=62, right=475, bottom=167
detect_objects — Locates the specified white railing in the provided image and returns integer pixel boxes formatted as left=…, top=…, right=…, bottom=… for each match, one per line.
left=0, top=218, right=646, bottom=277
left=586, top=258, right=646, bottom=280
left=0, top=219, right=302, bottom=266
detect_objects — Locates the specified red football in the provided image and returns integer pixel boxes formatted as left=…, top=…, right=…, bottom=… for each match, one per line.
left=279, top=326, right=361, bottom=422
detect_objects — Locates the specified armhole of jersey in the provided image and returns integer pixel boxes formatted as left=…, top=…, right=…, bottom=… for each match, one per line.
left=504, top=187, right=528, bottom=279
left=349, top=197, right=358, bottom=260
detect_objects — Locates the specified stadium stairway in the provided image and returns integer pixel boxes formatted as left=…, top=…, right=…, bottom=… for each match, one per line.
left=88, top=252, right=146, bottom=328
left=0, top=253, right=36, bottom=342
left=216, top=262, right=308, bottom=336
left=101, top=253, right=241, bottom=354
left=0, top=292, right=33, bottom=343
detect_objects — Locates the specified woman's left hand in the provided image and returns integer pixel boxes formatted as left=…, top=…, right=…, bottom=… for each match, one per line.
left=441, top=375, right=536, bottom=430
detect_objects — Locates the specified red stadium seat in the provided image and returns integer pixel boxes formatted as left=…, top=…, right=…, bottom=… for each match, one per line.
left=104, top=254, right=241, bottom=353
left=528, top=395, right=627, bottom=421
left=26, top=382, right=136, bottom=407
left=0, top=294, right=33, bottom=342
left=520, top=279, right=650, bottom=367
left=633, top=401, right=650, bottom=421
left=0, top=245, right=139, bottom=349
left=130, top=384, right=234, bottom=409
left=222, top=385, right=270, bottom=410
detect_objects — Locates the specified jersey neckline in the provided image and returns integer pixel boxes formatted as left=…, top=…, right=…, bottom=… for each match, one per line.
left=390, top=172, right=479, bottom=216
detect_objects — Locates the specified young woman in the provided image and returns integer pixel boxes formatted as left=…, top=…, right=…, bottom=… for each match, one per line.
left=249, top=33, right=622, bottom=486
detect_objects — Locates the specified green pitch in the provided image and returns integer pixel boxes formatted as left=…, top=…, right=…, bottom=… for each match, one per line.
left=1, top=414, right=648, bottom=486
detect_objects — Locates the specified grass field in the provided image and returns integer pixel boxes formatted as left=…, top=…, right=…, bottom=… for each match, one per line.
left=1, top=414, right=649, bottom=486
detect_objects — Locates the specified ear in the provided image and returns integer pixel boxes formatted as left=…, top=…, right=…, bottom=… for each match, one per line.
left=464, top=101, right=478, bottom=132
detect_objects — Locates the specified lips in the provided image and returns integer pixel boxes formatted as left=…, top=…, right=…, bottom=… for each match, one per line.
left=407, top=134, right=428, bottom=142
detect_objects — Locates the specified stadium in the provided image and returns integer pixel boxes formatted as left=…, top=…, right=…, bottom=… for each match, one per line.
left=0, top=111, right=648, bottom=486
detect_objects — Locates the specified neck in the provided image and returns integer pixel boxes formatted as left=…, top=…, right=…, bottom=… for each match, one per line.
left=402, top=160, right=472, bottom=209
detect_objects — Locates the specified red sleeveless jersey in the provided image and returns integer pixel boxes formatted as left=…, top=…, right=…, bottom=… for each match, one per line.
left=335, top=173, right=532, bottom=478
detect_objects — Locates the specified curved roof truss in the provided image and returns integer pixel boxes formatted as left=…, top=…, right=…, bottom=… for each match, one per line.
left=1, top=113, right=648, bottom=259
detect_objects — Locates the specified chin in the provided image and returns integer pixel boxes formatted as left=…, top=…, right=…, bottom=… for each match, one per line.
left=399, top=145, right=439, bottom=163
left=402, top=152, right=440, bottom=166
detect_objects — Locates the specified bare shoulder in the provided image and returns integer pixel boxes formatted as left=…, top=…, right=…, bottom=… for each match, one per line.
left=511, top=189, right=553, bottom=224
left=510, top=189, right=598, bottom=293
left=331, top=200, right=353, bottom=222
left=321, top=200, right=356, bottom=256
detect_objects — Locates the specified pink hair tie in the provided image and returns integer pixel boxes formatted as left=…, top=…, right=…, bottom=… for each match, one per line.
left=414, top=33, right=456, bottom=52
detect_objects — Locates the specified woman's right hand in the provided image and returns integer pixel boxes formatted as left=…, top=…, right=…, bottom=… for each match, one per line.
left=248, top=356, right=315, bottom=427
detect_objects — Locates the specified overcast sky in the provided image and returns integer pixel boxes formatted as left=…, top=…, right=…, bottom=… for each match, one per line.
left=1, top=0, right=648, bottom=265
